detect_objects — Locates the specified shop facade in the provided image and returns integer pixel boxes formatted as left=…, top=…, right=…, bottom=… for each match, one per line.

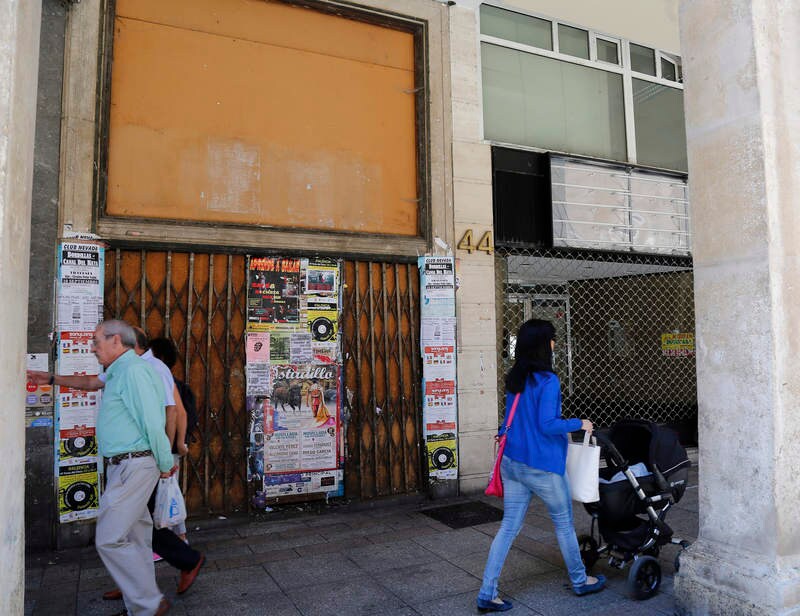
left=24, top=0, right=694, bottom=550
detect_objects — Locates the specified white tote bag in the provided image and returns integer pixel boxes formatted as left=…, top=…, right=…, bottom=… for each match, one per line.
left=153, top=475, right=187, bottom=529
left=566, top=432, right=600, bottom=503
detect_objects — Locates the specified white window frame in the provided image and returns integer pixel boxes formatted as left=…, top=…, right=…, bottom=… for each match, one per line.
left=592, top=33, right=621, bottom=66
left=477, top=2, right=684, bottom=170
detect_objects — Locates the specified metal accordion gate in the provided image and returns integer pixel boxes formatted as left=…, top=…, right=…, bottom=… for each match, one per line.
left=104, top=248, right=424, bottom=516
left=495, top=247, right=698, bottom=439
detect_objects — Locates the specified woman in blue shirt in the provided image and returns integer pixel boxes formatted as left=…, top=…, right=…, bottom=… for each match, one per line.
left=477, top=319, right=606, bottom=613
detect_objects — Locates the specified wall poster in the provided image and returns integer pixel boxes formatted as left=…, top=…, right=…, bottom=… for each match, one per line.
left=54, top=240, right=105, bottom=523
left=419, top=256, right=458, bottom=482
left=246, top=257, right=344, bottom=501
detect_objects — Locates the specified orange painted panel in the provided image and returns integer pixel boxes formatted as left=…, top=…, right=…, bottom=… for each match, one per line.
left=106, top=0, right=419, bottom=236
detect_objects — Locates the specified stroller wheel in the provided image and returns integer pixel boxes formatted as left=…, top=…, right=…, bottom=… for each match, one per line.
left=627, top=555, right=661, bottom=600
left=577, top=534, right=599, bottom=570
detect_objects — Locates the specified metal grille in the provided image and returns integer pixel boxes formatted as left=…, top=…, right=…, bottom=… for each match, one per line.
left=495, top=247, right=696, bottom=429
left=104, top=249, right=249, bottom=516
left=105, top=250, right=424, bottom=513
left=341, top=261, right=423, bottom=499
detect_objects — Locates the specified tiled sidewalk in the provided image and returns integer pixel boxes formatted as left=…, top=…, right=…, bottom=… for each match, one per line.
left=25, top=463, right=697, bottom=616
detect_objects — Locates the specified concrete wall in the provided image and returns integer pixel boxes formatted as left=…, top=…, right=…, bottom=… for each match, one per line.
left=26, top=0, right=66, bottom=553
left=449, top=5, right=499, bottom=493
left=0, top=0, right=41, bottom=611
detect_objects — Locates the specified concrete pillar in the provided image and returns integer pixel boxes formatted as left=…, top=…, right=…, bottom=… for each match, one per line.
left=676, top=1, right=800, bottom=614
left=0, top=0, right=41, bottom=612
left=448, top=5, right=500, bottom=494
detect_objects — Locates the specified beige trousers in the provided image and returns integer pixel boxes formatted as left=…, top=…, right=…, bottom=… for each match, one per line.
left=95, top=456, right=162, bottom=615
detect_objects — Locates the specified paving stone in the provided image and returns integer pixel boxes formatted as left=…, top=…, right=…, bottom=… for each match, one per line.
left=29, top=581, right=77, bottom=616
left=363, top=525, right=440, bottom=545
left=246, top=531, right=329, bottom=551
left=504, top=571, right=631, bottom=615
left=177, top=589, right=301, bottom=615
left=374, top=559, right=481, bottom=605
left=41, top=561, right=80, bottom=586
left=212, top=547, right=298, bottom=571
left=448, top=546, right=556, bottom=583
left=264, top=552, right=363, bottom=590
left=512, top=535, right=568, bottom=568
left=294, top=536, right=371, bottom=556
left=346, top=539, right=439, bottom=573
left=176, top=564, right=281, bottom=613
left=411, top=527, right=493, bottom=558
left=286, top=576, right=406, bottom=616
left=235, top=520, right=310, bottom=537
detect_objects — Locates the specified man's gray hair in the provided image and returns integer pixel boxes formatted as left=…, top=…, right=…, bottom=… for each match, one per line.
left=99, top=320, right=136, bottom=348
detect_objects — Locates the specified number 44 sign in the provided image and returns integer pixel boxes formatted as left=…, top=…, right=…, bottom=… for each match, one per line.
left=457, top=229, right=494, bottom=255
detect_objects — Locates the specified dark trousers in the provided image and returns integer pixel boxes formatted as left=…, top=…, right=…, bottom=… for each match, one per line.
left=148, top=485, right=201, bottom=572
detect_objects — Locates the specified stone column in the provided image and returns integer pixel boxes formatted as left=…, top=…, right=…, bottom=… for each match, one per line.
left=676, top=1, right=800, bottom=614
left=0, top=0, right=42, bottom=613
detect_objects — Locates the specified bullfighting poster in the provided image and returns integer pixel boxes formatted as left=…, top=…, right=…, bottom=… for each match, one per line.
left=246, top=257, right=343, bottom=501
left=265, top=364, right=339, bottom=473
left=247, top=257, right=301, bottom=330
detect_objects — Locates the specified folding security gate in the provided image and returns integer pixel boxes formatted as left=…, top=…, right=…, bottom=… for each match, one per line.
left=104, top=249, right=423, bottom=515
left=496, top=248, right=697, bottom=439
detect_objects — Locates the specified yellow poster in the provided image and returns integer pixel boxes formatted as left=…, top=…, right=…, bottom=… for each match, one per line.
left=661, top=333, right=695, bottom=357
left=58, top=462, right=99, bottom=522
left=426, top=432, right=457, bottom=479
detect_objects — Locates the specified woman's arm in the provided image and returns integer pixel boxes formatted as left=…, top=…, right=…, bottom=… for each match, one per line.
left=536, top=376, right=583, bottom=435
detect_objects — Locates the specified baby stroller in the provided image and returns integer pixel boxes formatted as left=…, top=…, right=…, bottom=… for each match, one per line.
left=577, top=419, right=692, bottom=599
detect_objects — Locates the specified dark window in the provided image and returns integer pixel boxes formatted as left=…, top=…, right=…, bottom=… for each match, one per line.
left=492, top=148, right=553, bottom=248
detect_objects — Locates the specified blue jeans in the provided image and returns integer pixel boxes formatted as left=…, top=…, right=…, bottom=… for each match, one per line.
left=478, top=456, right=587, bottom=601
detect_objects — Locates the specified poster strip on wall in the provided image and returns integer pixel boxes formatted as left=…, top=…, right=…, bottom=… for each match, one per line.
left=54, top=241, right=105, bottom=523
left=419, top=256, right=458, bottom=481
left=246, top=257, right=344, bottom=500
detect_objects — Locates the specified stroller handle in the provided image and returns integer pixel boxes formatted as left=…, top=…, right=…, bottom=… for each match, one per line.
left=589, top=430, right=628, bottom=469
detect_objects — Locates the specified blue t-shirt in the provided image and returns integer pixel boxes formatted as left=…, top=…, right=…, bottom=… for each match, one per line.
left=501, top=372, right=582, bottom=475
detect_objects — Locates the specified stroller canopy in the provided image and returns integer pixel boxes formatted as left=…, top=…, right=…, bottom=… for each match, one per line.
left=605, top=419, right=688, bottom=475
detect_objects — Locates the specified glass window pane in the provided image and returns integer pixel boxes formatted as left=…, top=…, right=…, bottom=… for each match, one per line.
left=558, top=24, right=589, bottom=59
left=481, top=43, right=627, bottom=161
left=480, top=5, right=552, bottom=50
left=630, top=43, right=656, bottom=75
left=596, top=38, right=619, bottom=64
left=632, top=78, right=687, bottom=171
left=661, top=57, right=677, bottom=81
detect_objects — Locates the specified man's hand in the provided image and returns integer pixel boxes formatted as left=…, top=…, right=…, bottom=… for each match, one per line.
left=176, top=442, right=189, bottom=456
left=27, top=370, right=51, bottom=385
left=160, top=464, right=179, bottom=478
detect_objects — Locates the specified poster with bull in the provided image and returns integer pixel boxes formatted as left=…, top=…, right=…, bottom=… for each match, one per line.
left=264, top=364, right=340, bottom=473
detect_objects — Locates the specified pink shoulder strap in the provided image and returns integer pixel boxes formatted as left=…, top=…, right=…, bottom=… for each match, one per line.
left=503, top=393, right=522, bottom=432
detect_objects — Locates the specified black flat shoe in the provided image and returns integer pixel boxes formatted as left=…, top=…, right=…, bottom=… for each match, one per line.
left=476, top=597, right=513, bottom=612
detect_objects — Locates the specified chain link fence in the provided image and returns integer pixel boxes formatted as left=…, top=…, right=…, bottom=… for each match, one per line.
left=495, top=247, right=697, bottom=439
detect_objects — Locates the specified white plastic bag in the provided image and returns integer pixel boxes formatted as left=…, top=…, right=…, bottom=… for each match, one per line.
left=566, top=432, right=600, bottom=503
left=153, top=475, right=187, bottom=529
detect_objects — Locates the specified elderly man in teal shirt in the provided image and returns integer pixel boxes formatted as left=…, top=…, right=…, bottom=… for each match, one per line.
left=92, top=320, right=174, bottom=616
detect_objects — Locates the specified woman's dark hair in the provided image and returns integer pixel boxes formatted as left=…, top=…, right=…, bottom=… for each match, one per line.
left=505, top=319, right=556, bottom=393
left=148, top=337, right=178, bottom=369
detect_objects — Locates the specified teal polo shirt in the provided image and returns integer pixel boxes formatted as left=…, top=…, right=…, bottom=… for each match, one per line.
left=96, top=349, right=174, bottom=473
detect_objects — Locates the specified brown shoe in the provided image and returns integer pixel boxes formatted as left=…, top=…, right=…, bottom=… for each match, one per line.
left=177, top=554, right=205, bottom=594
left=102, top=588, right=123, bottom=601
left=155, top=597, right=171, bottom=615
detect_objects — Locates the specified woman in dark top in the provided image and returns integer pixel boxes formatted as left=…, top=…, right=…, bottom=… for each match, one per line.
left=476, top=319, right=605, bottom=613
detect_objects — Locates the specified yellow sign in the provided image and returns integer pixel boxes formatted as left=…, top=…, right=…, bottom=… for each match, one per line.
left=661, top=333, right=695, bottom=357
